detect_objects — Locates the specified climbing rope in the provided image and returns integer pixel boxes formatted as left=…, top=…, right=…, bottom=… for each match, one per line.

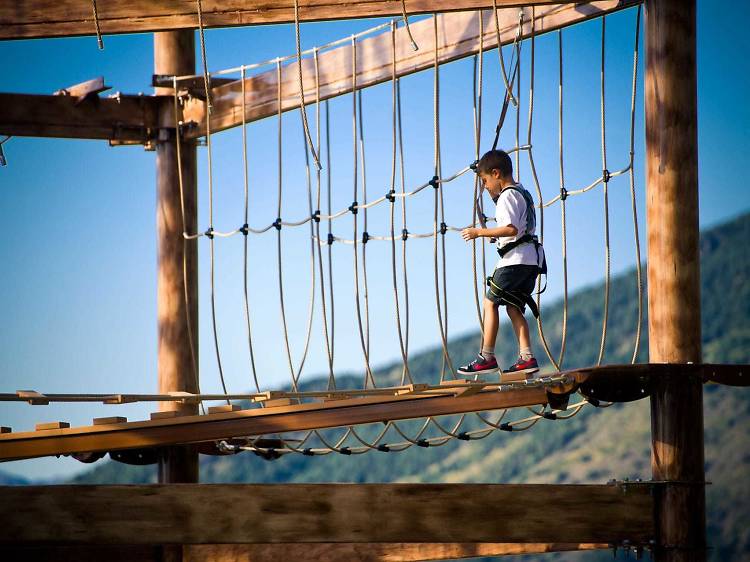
left=91, top=0, right=104, bottom=50
left=293, top=0, right=322, bottom=170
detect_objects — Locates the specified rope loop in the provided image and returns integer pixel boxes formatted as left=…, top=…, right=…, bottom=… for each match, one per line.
left=204, top=227, right=215, bottom=239
left=240, top=223, right=249, bottom=236
left=273, top=218, right=282, bottom=231
left=349, top=201, right=359, bottom=215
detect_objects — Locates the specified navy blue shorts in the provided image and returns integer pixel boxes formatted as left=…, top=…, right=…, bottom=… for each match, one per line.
left=486, top=264, right=539, bottom=312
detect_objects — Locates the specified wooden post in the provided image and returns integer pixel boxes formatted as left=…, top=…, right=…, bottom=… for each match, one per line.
left=645, top=0, right=705, bottom=560
left=154, top=30, right=199, bottom=485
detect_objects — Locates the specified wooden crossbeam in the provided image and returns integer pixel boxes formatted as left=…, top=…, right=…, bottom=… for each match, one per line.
left=0, top=382, right=564, bottom=461
left=0, top=93, right=161, bottom=141
left=181, top=0, right=639, bottom=138
left=0, top=483, right=653, bottom=544
left=1, top=542, right=610, bottom=561
left=0, top=1, right=581, bottom=41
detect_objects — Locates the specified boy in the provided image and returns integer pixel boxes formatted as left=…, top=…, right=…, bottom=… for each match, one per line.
left=458, top=149, right=545, bottom=375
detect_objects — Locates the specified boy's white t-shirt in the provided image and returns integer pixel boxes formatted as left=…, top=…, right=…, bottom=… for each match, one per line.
left=494, top=183, right=544, bottom=269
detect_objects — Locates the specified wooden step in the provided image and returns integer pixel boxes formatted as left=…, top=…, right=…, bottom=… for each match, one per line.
left=93, top=416, right=128, bottom=426
left=150, top=410, right=185, bottom=420
left=208, top=405, right=242, bottom=414
left=35, top=422, right=70, bottom=431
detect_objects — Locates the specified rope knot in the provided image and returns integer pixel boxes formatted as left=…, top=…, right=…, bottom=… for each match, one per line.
left=312, top=210, right=321, bottom=223
left=349, top=201, right=359, bottom=215
left=204, top=227, right=214, bottom=239
left=240, top=223, right=249, bottom=236
left=273, top=218, right=282, bottom=231
left=401, top=228, right=409, bottom=241
left=429, top=175, right=439, bottom=189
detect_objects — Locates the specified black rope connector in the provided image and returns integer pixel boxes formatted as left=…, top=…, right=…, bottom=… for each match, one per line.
left=401, top=228, right=409, bottom=241
left=349, top=201, right=359, bottom=215
left=377, top=444, right=390, bottom=452
left=302, top=448, right=314, bottom=456
left=499, top=422, right=513, bottom=432
left=439, top=222, right=448, bottom=235
left=312, top=210, right=321, bottom=223
left=327, top=233, right=335, bottom=246
left=204, top=227, right=214, bottom=239
left=481, top=213, right=489, bottom=225
left=469, top=159, right=479, bottom=172
left=542, top=412, right=558, bottom=420
left=386, top=189, right=396, bottom=202
left=416, top=439, right=430, bottom=448
left=273, top=218, right=282, bottom=231
left=560, top=187, right=568, bottom=201
left=338, top=446, right=352, bottom=455
left=240, top=223, right=249, bottom=236
left=457, top=432, right=471, bottom=441
left=429, top=175, right=440, bottom=189
left=362, top=231, right=370, bottom=244
left=603, top=168, right=611, bottom=183
left=587, top=397, right=601, bottom=407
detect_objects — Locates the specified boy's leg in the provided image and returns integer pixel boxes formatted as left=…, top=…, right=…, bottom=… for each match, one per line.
left=505, top=304, right=538, bottom=372
left=457, top=297, right=501, bottom=375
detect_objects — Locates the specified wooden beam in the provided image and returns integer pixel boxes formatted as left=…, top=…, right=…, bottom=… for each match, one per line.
left=0, top=93, right=160, bottom=141
left=0, top=383, right=560, bottom=461
left=0, top=1, right=582, bottom=41
left=181, top=1, right=640, bottom=137
left=0, top=484, right=654, bottom=544
left=0, top=542, right=610, bottom=561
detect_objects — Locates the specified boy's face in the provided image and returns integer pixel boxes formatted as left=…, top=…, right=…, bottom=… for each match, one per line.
left=478, top=169, right=503, bottom=195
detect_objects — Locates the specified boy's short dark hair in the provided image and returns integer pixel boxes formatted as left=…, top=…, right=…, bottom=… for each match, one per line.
left=476, top=149, right=513, bottom=178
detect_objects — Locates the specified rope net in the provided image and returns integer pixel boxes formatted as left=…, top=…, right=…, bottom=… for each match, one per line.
left=9, top=6, right=646, bottom=460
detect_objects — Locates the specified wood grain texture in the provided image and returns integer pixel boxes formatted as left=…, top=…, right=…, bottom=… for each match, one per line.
left=181, top=1, right=640, bottom=137
left=1, top=0, right=572, bottom=40
left=0, top=484, right=653, bottom=544
left=0, top=93, right=160, bottom=141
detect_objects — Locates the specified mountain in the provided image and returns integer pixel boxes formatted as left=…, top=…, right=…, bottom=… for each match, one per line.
left=67, top=211, right=750, bottom=560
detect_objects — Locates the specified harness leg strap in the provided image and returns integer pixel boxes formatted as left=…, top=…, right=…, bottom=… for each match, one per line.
left=486, top=278, right=540, bottom=318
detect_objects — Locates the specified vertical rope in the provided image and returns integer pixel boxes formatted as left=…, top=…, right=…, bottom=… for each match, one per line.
left=196, top=0, right=212, bottom=114
left=597, top=15, right=611, bottom=366
left=557, top=30, right=569, bottom=369
left=240, top=66, right=262, bottom=394
left=349, top=36, right=376, bottom=388
left=357, top=90, right=372, bottom=357
left=514, top=11, right=522, bottom=178
left=396, top=78, right=412, bottom=384
left=171, top=79, right=204, bottom=415
left=293, top=0, right=322, bottom=170
left=431, top=14, right=456, bottom=379
left=471, top=10, right=486, bottom=333
left=389, top=21, right=413, bottom=384
left=491, top=0, right=518, bottom=107
left=91, top=0, right=104, bottom=50
left=400, top=0, right=419, bottom=51
left=326, top=100, right=336, bottom=366
left=628, top=6, right=644, bottom=363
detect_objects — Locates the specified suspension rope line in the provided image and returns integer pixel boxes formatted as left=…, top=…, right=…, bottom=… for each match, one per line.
left=171, top=79, right=205, bottom=415
left=597, top=15, right=611, bottom=367
left=240, top=66, right=262, bottom=394
left=293, top=0, right=322, bottom=170
left=557, top=29, right=569, bottom=369
left=349, top=35, right=377, bottom=389
left=389, top=21, right=413, bottom=384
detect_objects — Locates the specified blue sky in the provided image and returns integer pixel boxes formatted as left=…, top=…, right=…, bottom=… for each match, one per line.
left=1, top=1, right=748, bottom=480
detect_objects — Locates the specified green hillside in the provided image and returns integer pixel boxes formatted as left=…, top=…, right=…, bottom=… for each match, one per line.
left=65, top=211, right=750, bottom=560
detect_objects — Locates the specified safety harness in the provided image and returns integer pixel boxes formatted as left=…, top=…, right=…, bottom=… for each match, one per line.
left=485, top=185, right=547, bottom=318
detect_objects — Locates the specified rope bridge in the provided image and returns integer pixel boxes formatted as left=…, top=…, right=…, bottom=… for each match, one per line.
left=2, top=4, right=647, bottom=463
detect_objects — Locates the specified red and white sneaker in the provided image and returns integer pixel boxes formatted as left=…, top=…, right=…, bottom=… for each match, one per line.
left=457, top=354, right=499, bottom=376
left=504, top=356, right=539, bottom=375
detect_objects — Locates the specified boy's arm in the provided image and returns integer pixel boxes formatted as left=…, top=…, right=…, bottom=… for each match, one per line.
left=461, top=224, right=518, bottom=241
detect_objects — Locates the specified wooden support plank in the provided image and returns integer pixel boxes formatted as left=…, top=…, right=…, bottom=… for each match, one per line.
left=181, top=1, right=640, bottom=138
left=35, top=422, right=70, bottom=431
left=0, top=542, right=611, bottom=562
left=0, top=427, right=11, bottom=434
left=0, top=383, right=557, bottom=461
left=0, top=1, right=584, bottom=40
left=53, top=76, right=111, bottom=101
left=92, top=416, right=128, bottom=425
left=207, top=405, right=242, bottom=414
left=150, top=410, right=185, bottom=420
left=0, top=483, right=654, bottom=545
left=0, top=93, right=161, bottom=141
left=16, top=390, right=49, bottom=405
